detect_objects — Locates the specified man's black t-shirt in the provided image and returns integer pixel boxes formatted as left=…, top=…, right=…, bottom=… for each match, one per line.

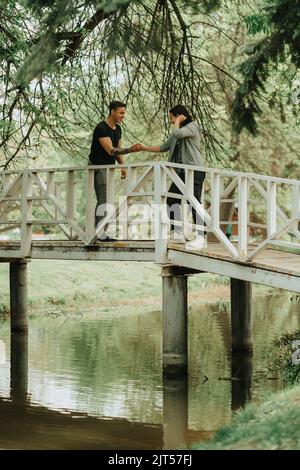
left=88, top=121, right=122, bottom=165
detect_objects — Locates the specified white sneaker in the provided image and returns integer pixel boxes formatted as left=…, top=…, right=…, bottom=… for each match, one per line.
left=185, top=235, right=206, bottom=250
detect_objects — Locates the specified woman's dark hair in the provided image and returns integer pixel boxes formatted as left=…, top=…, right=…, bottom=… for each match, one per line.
left=169, top=104, right=193, bottom=126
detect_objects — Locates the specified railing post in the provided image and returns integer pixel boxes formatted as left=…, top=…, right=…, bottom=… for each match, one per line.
left=47, top=171, right=55, bottom=195
left=2, top=173, right=10, bottom=192
left=106, top=167, right=117, bottom=239
left=267, top=181, right=277, bottom=237
left=85, top=168, right=95, bottom=242
left=118, top=166, right=128, bottom=240
left=154, top=163, right=168, bottom=263
left=66, top=170, right=75, bottom=220
left=211, top=172, right=220, bottom=231
left=182, top=169, right=194, bottom=238
left=293, top=185, right=300, bottom=220
left=127, top=167, right=138, bottom=239
left=238, top=176, right=248, bottom=258
left=128, top=166, right=138, bottom=189
left=20, top=172, right=33, bottom=258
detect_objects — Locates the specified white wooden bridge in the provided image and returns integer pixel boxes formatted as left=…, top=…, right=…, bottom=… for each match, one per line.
left=1, top=162, right=299, bottom=376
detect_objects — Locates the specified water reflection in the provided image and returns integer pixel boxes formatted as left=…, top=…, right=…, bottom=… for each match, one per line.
left=0, top=289, right=298, bottom=449
left=10, top=332, right=28, bottom=401
left=231, top=352, right=253, bottom=411
left=163, top=378, right=188, bottom=449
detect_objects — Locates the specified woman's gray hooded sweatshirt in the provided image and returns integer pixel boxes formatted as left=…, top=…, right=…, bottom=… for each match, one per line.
left=159, top=122, right=203, bottom=168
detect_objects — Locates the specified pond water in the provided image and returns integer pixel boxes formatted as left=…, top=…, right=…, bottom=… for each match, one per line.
left=0, top=288, right=299, bottom=449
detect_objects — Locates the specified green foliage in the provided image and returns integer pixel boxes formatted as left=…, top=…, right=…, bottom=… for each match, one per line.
left=1, top=0, right=299, bottom=174
left=268, top=330, right=300, bottom=386
left=245, top=14, right=271, bottom=35
left=232, top=0, right=300, bottom=135
left=195, top=384, right=300, bottom=449
left=0, top=303, right=9, bottom=317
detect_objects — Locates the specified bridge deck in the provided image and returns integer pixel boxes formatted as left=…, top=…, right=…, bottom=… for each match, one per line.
left=1, top=239, right=299, bottom=291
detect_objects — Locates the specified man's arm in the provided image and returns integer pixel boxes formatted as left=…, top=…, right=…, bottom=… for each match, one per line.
left=116, top=140, right=125, bottom=165
left=116, top=141, right=127, bottom=179
left=98, top=137, right=134, bottom=156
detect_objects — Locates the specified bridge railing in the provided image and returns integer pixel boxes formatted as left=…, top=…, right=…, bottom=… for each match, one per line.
left=0, top=162, right=299, bottom=261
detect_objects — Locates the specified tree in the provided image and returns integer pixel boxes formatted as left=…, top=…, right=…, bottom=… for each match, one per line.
left=231, top=0, right=300, bottom=135
left=1, top=0, right=228, bottom=168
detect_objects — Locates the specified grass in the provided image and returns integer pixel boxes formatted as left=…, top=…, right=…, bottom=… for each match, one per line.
left=194, top=384, right=300, bottom=450
left=0, top=259, right=237, bottom=316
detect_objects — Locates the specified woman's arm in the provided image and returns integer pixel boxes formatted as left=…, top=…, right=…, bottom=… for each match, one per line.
left=134, top=136, right=172, bottom=153
left=142, top=145, right=161, bottom=152
left=171, top=115, right=197, bottom=139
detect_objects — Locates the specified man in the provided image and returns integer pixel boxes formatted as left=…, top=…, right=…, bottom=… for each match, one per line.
left=88, top=101, right=141, bottom=241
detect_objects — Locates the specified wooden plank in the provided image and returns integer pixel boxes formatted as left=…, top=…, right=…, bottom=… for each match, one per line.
left=167, top=243, right=300, bottom=276
left=164, top=162, right=300, bottom=185
left=2, top=162, right=300, bottom=186
left=167, top=249, right=300, bottom=293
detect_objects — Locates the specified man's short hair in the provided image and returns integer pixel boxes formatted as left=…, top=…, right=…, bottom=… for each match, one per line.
left=109, top=101, right=126, bottom=113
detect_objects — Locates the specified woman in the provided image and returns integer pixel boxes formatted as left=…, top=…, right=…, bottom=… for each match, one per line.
left=140, top=104, right=206, bottom=249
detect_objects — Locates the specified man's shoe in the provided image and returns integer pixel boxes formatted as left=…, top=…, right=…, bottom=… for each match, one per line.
left=185, top=235, right=206, bottom=250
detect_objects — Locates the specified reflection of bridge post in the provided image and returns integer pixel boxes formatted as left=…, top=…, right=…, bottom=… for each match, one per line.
left=163, top=377, right=188, bottom=450
left=10, top=332, right=28, bottom=401
left=161, top=266, right=188, bottom=378
left=231, top=352, right=253, bottom=411
left=10, top=260, right=28, bottom=333
left=231, top=278, right=253, bottom=352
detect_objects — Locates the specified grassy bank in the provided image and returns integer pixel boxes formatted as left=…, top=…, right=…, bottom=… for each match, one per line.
left=0, top=260, right=236, bottom=316
left=194, top=384, right=300, bottom=450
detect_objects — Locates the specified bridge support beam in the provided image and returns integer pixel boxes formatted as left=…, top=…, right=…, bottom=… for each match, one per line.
left=161, top=266, right=188, bottom=378
left=10, top=260, right=28, bottom=333
left=231, top=278, right=253, bottom=352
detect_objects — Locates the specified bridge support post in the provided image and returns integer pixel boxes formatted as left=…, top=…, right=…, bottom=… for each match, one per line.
left=10, top=260, right=28, bottom=333
left=161, top=266, right=188, bottom=378
left=231, top=278, right=253, bottom=352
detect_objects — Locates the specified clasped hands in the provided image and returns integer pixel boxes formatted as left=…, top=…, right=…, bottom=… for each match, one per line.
left=130, top=143, right=144, bottom=153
